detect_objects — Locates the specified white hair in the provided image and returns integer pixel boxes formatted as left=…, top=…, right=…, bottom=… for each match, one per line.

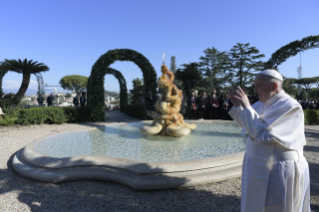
left=257, top=74, right=283, bottom=91
left=269, top=77, right=283, bottom=90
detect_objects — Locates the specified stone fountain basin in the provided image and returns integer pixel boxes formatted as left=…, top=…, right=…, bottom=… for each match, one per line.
left=12, top=120, right=245, bottom=190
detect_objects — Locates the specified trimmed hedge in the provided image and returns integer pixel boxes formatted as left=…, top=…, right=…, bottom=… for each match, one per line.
left=0, top=116, right=17, bottom=126
left=304, top=110, right=319, bottom=125
left=6, top=107, right=319, bottom=126
left=15, top=107, right=92, bottom=125
left=61, top=107, right=92, bottom=123
left=16, top=108, right=66, bottom=125
left=123, top=104, right=147, bottom=120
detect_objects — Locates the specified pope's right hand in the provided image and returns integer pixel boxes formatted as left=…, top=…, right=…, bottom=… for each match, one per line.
left=226, top=87, right=240, bottom=107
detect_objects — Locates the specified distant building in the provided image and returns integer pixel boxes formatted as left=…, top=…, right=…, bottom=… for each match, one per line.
left=105, top=96, right=116, bottom=103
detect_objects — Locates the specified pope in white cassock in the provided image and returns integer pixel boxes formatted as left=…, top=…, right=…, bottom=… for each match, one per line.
left=227, top=69, right=311, bottom=212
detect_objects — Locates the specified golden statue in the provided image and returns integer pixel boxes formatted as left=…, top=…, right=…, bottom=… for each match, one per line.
left=140, top=64, right=196, bottom=137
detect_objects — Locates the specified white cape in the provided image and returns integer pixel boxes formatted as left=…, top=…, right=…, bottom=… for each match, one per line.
left=229, top=90, right=311, bottom=212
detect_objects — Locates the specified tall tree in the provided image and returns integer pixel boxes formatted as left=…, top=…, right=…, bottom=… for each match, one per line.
left=130, top=78, right=144, bottom=104
left=314, top=76, right=319, bottom=89
left=227, top=43, right=265, bottom=88
left=199, top=47, right=229, bottom=92
left=0, top=59, right=49, bottom=110
left=175, top=62, right=202, bottom=98
left=170, top=56, right=177, bottom=73
left=296, top=77, right=319, bottom=97
left=59, top=75, right=88, bottom=95
left=282, top=78, right=298, bottom=97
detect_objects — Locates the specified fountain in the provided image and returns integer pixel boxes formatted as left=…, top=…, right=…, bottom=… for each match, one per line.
left=140, top=64, right=196, bottom=137
left=12, top=60, right=246, bottom=190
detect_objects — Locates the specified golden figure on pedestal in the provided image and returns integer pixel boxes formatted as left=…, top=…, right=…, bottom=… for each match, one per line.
left=140, top=64, right=196, bottom=137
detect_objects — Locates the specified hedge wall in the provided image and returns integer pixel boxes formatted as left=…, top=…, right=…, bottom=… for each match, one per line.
left=3, top=107, right=319, bottom=126
left=304, top=110, right=319, bottom=125
left=16, top=108, right=66, bottom=125
left=61, top=107, right=92, bottom=123
left=14, top=107, right=92, bottom=125
left=123, top=104, right=148, bottom=120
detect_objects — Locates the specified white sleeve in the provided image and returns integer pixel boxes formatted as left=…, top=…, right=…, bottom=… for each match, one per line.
left=228, top=106, right=244, bottom=127
left=236, top=106, right=305, bottom=149
left=236, top=106, right=270, bottom=142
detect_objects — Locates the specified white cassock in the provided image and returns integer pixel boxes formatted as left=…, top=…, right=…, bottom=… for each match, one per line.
left=229, top=90, right=311, bottom=212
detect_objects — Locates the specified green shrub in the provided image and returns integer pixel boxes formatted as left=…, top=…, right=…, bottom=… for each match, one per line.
left=123, top=104, right=147, bottom=120
left=16, top=108, right=45, bottom=125
left=304, top=110, right=319, bottom=125
left=1, top=104, right=20, bottom=117
left=16, top=108, right=66, bottom=125
left=13, top=107, right=93, bottom=126
left=0, top=115, right=17, bottom=126
left=46, top=109, right=66, bottom=124
left=61, top=107, right=92, bottom=123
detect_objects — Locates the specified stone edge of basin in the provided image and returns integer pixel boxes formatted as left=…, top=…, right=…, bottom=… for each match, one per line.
left=20, top=120, right=245, bottom=174
left=13, top=149, right=243, bottom=190
left=22, top=142, right=245, bottom=173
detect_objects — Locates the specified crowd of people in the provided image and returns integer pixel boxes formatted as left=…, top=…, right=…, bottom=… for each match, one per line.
left=73, top=92, right=87, bottom=107
left=298, top=99, right=319, bottom=110
left=144, top=88, right=319, bottom=121
left=144, top=89, right=260, bottom=120
left=188, top=89, right=258, bottom=120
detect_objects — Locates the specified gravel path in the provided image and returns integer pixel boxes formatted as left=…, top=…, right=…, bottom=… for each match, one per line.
left=0, top=112, right=318, bottom=211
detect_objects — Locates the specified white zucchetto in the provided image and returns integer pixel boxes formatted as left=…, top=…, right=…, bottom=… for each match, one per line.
left=258, top=69, right=283, bottom=81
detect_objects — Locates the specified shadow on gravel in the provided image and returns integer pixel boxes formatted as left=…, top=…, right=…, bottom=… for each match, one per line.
left=304, top=145, right=319, bottom=152
left=308, top=163, right=319, bottom=211
left=1, top=152, right=241, bottom=212
left=3, top=151, right=319, bottom=211
left=304, top=130, right=319, bottom=211
left=305, top=131, right=319, bottom=139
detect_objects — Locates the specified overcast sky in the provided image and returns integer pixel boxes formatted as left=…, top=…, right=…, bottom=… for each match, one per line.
left=1, top=0, right=318, bottom=94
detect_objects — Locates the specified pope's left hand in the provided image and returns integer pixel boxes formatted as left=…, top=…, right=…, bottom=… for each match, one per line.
left=233, top=87, right=251, bottom=109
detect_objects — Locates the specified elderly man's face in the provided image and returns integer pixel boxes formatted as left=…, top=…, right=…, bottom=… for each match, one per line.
left=254, top=75, right=274, bottom=103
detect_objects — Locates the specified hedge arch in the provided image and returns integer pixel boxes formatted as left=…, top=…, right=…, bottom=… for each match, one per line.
left=265, top=35, right=319, bottom=69
left=0, top=68, right=8, bottom=97
left=105, top=68, right=128, bottom=111
left=87, top=49, right=157, bottom=121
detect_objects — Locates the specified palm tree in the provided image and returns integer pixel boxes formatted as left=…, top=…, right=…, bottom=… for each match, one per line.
left=0, top=59, right=49, bottom=110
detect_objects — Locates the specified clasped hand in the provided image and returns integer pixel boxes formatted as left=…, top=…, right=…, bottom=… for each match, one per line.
left=226, top=87, right=250, bottom=109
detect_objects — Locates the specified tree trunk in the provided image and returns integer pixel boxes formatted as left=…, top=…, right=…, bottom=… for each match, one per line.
left=10, top=73, right=31, bottom=111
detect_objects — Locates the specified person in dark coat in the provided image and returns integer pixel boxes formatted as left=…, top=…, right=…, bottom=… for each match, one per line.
left=210, top=89, right=220, bottom=119
left=221, top=95, right=233, bottom=120
left=189, top=91, right=198, bottom=119
left=47, top=94, right=53, bottom=107
left=37, top=96, right=43, bottom=107
left=145, top=91, right=156, bottom=119
left=80, top=92, right=86, bottom=107
left=218, top=93, right=225, bottom=119
left=180, top=94, right=187, bottom=117
left=73, top=95, right=79, bottom=107
left=199, top=92, right=209, bottom=119
left=314, top=100, right=318, bottom=110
